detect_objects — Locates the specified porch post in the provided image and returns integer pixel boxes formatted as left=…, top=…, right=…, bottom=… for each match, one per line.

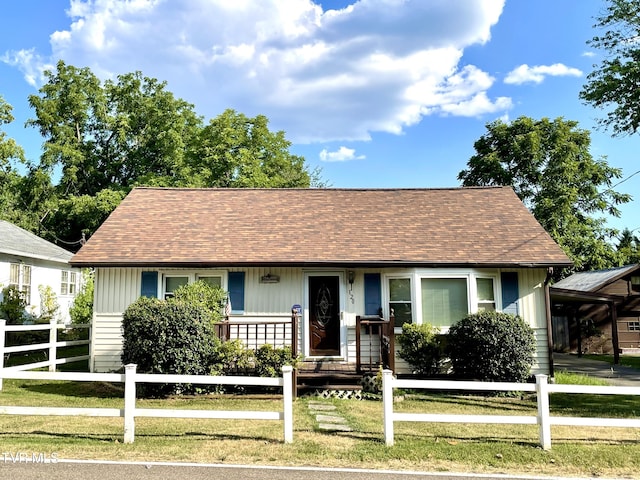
left=610, top=301, right=620, bottom=365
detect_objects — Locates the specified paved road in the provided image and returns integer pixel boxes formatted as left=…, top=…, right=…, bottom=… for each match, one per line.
left=0, top=460, right=604, bottom=480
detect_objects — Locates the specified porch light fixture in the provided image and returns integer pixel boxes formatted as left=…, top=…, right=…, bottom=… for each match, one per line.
left=348, top=270, right=355, bottom=285
left=260, top=273, right=280, bottom=284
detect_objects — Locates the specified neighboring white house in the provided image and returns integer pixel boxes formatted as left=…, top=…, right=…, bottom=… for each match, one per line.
left=71, top=187, right=572, bottom=376
left=0, top=220, right=81, bottom=323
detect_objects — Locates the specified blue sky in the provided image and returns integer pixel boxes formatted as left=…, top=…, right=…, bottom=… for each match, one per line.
left=1, top=0, right=639, bottom=238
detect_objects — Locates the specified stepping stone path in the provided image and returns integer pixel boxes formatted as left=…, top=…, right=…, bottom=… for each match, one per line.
left=307, top=401, right=353, bottom=432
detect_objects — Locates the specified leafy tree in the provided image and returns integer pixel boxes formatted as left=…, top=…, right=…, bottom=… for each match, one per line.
left=0, top=96, right=29, bottom=227
left=580, top=0, right=640, bottom=136
left=187, top=109, right=312, bottom=188
left=617, top=228, right=640, bottom=265
left=458, top=116, right=631, bottom=272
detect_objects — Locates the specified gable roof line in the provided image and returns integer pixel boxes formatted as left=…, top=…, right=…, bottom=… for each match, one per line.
left=0, top=220, right=73, bottom=264
left=552, top=264, right=640, bottom=293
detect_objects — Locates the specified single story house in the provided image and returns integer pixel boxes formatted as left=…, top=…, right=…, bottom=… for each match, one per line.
left=70, top=187, right=571, bottom=377
left=0, top=220, right=81, bottom=323
left=551, top=264, right=640, bottom=362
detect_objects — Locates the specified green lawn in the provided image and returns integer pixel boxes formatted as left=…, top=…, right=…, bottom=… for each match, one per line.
left=584, top=353, right=640, bottom=370
left=1, top=373, right=640, bottom=477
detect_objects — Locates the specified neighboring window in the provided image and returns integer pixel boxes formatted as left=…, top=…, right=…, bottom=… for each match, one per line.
left=9, top=263, right=31, bottom=304
left=628, top=321, right=640, bottom=332
left=389, top=278, right=412, bottom=327
left=421, top=278, right=468, bottom=327
left=476, top=277, right=496, bottom=312
left=60, top=271, right=77, bottom=296
left=196, top=275, right=222, bottom=288
left=632, top=276, right=640, bottom=292
left=164, top=276, right=189, bottom=299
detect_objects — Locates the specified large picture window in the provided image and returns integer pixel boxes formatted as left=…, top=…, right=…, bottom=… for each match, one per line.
left=421, top=278, right=468, bottom=327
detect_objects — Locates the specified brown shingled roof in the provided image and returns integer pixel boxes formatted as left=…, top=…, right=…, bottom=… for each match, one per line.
left=70, top=186, right=572, bottom=268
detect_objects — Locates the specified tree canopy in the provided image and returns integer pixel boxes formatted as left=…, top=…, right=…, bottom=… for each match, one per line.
left=458, top=116, right=631, bottom=272
left=580, top=0, right=640, bottom=136
left=7, top=61, right=320, bottom=246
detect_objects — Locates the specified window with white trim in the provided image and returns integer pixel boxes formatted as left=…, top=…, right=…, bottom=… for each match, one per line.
left=196, top=275, right=222, bottom=288
left=9, top=263, right=31, bottom=304
left=164, top=276, right=189, bottom=299
left=60, top=270, right=78, bottom=296
left=628, top=321, right=640, bottom=332
left=476, top=277, right=496, bottom=312
left=388, top=278, right=412, bottom=327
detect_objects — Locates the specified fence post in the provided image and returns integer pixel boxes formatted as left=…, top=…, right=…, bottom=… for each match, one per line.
left=382, top=369, right=394, bottom=446
left=48, top=318, right=57, bottom=372
left=124, top=364, right=137, bottom=444
left=536, top=374, right=551, bottom=450
left=0, top=319, right=5, bottom=391
left=282, top=365, right=293, bottom=443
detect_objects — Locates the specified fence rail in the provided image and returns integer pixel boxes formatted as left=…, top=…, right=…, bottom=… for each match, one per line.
left=382, top=370, right=640, bottom=449
left=0, top=319, right=91, bottom=388
left=0, top=365, right=294, bottom=444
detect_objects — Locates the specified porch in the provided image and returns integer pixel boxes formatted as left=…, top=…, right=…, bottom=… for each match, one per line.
left=214, top=312, right=395, bottom=394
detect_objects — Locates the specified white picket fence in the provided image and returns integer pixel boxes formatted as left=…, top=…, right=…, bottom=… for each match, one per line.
left=0, top=364, right=294, bottom=444
left=0, top=319, right=91, bottom=389
left=381, top=369, right=640, bottom=449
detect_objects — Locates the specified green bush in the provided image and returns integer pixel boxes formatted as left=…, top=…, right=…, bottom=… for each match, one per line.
left=122, top=297, right=218, bottom=396
left=446, top=311, right=536, bottom=382
left=70, top=269, right=93, bottom=325
left=209, top=339, right=255, bottom=376
left=254, top=344, right=300, bottom=377
left=0, top=285, right=27, bottom=325
left=172, top=280, right=226, bottom=324
left=397, top=323, right=443, bottom=376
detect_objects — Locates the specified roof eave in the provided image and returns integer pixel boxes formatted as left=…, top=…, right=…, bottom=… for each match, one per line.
left=70, top=259, right=573, bottom=269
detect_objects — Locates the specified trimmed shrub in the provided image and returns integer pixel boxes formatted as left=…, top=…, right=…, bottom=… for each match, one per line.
left=446, top=311, right=536, bottom=382
left=172, top=280, right=226, bottom=324
left=397, top=322, right=443, bottom=376
left=254, top=344, right=300, bottom=378
left=122, top=297, right=218, bottom=396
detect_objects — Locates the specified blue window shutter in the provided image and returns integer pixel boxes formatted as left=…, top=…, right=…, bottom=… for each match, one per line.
left=501, top=272, right=519, bottom=315
left=228, top=272, right=245, bottom=312
left=140, top=271, right=158, bottom=298
left=364, top=273, right=382, bottom=316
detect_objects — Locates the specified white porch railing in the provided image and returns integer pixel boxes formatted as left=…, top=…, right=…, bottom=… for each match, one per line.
left=382, top=370, right=640, bottom=449
left=0, top=319, right=91, bottom=389
left=0, top=365, right=294, bottom=444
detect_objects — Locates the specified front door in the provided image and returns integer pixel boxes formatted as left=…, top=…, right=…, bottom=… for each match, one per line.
left=309, top=275, right=340, bottom=356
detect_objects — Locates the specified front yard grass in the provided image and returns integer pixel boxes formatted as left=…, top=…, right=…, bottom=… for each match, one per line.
left=1, top=376, right=640, bottom=477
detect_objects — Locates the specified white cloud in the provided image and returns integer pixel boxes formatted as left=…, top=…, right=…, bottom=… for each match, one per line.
left=582, top=51, right=596, bottom=58
left=504, top=63, right=583, bottom=85
left=319, top=146, right=365, bottom=162
left=3, top=0, right=509, bottom=142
